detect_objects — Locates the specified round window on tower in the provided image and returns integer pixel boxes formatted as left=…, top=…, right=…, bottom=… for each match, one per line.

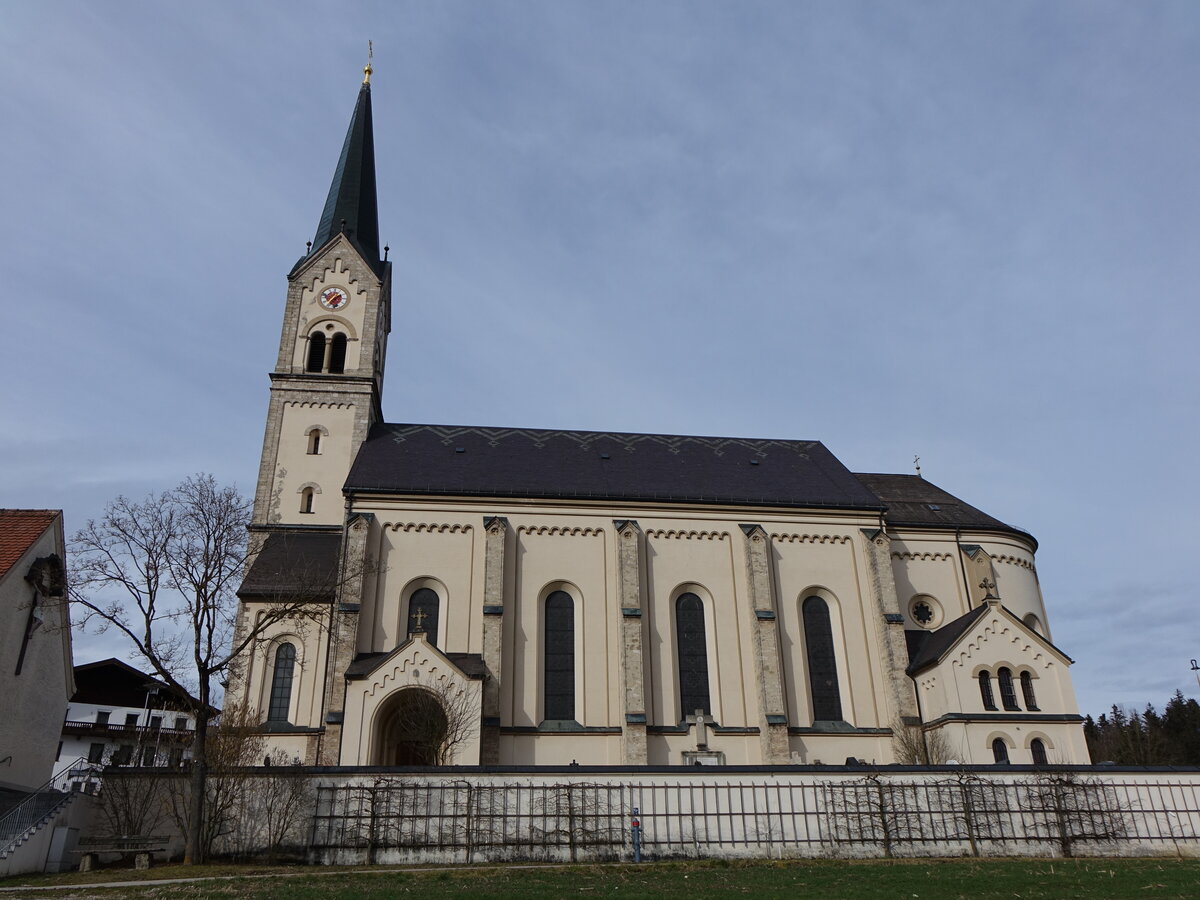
left=909, top=595, right=942, bottom=629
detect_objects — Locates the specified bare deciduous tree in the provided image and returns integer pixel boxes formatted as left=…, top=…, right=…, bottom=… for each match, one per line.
left=69, top=474, right=337, bottom=863
left=891, top=718, right=958, bottom=765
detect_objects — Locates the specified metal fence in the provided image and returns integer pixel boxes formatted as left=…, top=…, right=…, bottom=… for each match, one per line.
left=309, top=773, right=1200, bottom=863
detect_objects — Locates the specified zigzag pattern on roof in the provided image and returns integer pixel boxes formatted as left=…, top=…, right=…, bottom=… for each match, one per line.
left=388, top=424, right=817, bottom=458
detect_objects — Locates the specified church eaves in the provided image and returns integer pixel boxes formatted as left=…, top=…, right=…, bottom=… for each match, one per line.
left=310, top=80, right=381, bottom=270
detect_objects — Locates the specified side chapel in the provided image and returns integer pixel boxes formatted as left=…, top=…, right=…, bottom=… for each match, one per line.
left=226, top=69, right=1090, bottom=768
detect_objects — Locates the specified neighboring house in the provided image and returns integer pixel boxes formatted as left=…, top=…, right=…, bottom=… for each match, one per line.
left=0, top=510, right=74, bottom=795
left=57, top=659, right=203, bottom=788
left=225, top=71, right=1090, bottom=769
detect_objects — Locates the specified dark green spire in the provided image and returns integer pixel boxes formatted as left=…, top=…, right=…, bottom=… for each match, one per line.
left=312, top=81, right=380, bottom=266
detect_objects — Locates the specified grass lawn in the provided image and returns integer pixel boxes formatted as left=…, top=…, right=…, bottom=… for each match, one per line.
left=2, top=858, right=1199, bottom=898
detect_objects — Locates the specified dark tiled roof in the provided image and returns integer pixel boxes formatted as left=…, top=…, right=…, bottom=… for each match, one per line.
left=0, top=509, right=58, bottom=579
left=239, top=531, right=341, bottom=600
left=905, top=604, right=989, bottom=675
left=346, top=424, right=884, bottom=511
left=855, top=473, right=1033, bottom=545
left=345, top=648, right=487, bottom=681
left=71, top=658, right=199, bottom=709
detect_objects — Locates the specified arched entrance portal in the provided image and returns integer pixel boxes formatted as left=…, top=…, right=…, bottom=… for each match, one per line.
left=373, top=688, right=449, bottom=766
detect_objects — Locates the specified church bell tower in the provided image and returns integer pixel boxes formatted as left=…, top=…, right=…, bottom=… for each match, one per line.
left=251, top=65, right=390, bottom=531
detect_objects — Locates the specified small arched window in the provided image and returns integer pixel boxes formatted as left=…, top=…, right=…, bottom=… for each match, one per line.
left=406, top=587, right=440, bottom=648
left=979, top=671, right=997, bottom=710
left=1020, top=671, right=1039, bottom=711
left=676, top=592, right=711, bottom=719
left=543, top=590, right=575, bottom=721
left=1031, top=738, right=1048, bottom=765
left=328, top=333, right=347, bottom=374
left=803, top=596, right=843, bottom=722
left=1023, top=613, right=1044, bottom=635
left=992, top=738, right=1010, bottom=764
left=998, top=667, right=1020, bottom=710
left=307, top=429, right=322, bottom=455
left=305, top=332, right=326, bottom=373
left=267, top=643, right=296, bottom=723
left=300, top=487, right=315, bottom=514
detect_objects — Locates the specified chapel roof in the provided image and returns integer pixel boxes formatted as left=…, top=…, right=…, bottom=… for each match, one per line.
left=238, top=531, right=342, bottom=600
left=905, top=601, right=1072, bottom=675
left=854, top=473, right=1033, bottom=545
left=0, top=509, right=59, bottom=580
left=346, top=423, right=885, bottom=511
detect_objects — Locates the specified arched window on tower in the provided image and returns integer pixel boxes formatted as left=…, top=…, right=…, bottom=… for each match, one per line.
left=406, top=587, right=440, bottom=648
left=979, top=671, right=997, bottom=710
left=267, top=643, right=296, bottom=723
left=329, top=333, right=347, bottom=374
left=1020, top=671, right=1039, bottom=710
left=300, top=487, right=315, bottom=514
left=1030, top=738, right=1048, bottom=765
left=992, top=738, right=1010, bottom=764
left=803, top=595, right=843, bottom=722
left=676, top=592, right=711, bottom=719
left=307, top=429, right=322, bottom=455
left=543, top=590, right=575, bottom=721
left=998, top=667, right=1020, bottom=710
left=306, top=332, right=326, bottom=373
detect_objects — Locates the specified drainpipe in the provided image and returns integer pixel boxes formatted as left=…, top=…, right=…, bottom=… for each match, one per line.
left=955, top=526, right=973, bottom=608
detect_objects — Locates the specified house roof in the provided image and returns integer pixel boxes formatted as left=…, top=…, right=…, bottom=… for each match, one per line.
left=71, top=658, right=202, bottom=710
left=239, top=531, right=342, bottom=600
left=346, top=424, right=885, bottom=511
left=0, top=509, right=59, bottom=579
left=854, top=473, right=1035, bottom=546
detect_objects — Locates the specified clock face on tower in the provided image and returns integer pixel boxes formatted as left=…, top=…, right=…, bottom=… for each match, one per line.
left=319, top=287, right=349, bottom=311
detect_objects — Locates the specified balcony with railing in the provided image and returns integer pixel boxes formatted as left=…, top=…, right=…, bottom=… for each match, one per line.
left=61, top=720, right=193, bottom=740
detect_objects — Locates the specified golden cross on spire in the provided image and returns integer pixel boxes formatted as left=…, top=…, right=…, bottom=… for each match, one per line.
left=363, top=40, right=374, bottom=84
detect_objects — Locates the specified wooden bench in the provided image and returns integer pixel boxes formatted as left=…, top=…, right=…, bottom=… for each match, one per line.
left=76, top=835, right=170, bottom=871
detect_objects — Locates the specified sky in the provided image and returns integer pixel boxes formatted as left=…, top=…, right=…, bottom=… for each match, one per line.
left=2, top=1, right=1198, bottom=720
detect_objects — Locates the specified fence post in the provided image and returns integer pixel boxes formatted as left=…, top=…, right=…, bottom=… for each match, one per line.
left=631, top=807, right=642, bottom=863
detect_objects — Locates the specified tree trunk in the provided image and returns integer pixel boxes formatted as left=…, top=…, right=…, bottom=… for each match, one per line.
left=185, top=696, right=209, bottom=864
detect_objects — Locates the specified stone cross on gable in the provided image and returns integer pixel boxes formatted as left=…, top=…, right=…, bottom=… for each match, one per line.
left=411, top=608, right=428, bottom=633
left=684, top=709, right=716, bottom=749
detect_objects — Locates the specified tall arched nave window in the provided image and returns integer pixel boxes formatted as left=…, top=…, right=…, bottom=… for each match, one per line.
left=675, top=592, right=711, bottom=719
left=267, top=643, right=296, bottom=723
left=543, top=590, right=575, bottom=721
left=802, top=595, right=842, bottom=722
left=406, top=587, right=440, bottom=648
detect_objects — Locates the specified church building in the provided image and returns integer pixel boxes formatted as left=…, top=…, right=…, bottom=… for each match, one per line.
left=227, top=68, right=1090, bottom=769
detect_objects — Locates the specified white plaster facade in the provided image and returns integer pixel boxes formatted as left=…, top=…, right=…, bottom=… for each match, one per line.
left=56, top=660, right=199, bottom=784
left=225, top=77, right=1090, bottom=772
left=0, top=511, right=73, bottom=792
